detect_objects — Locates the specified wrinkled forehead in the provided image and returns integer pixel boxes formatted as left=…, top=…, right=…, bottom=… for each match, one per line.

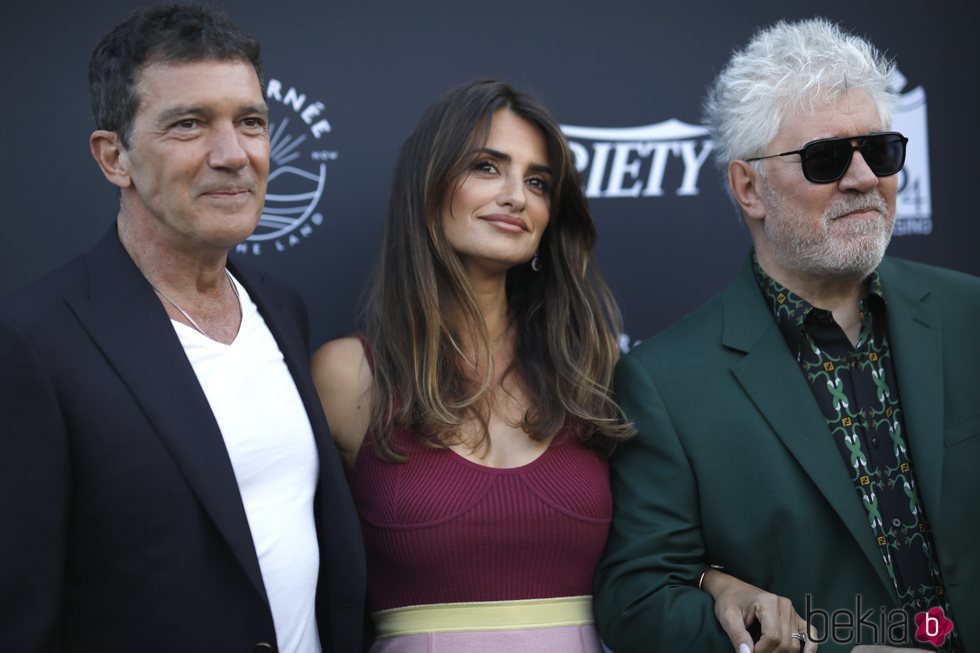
left=772, top=87, right=886, bottom=147
left=132, top=57, right=264, bottom=113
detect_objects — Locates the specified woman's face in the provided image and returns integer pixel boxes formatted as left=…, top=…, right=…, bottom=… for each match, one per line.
left=441, top=109, right=552, bottom=278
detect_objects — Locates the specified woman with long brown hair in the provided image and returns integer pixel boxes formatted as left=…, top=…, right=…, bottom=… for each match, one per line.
left=313, top=78, right=627, bottom=651
left=312, top=79, right=813, bottom=653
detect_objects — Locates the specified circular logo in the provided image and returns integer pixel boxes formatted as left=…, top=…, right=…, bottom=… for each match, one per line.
left=239, top=77, right=337, bottom=255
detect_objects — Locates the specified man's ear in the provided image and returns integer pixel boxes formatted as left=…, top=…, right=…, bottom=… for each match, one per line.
left=90, top=130, right=132, bottom=189
left=728, top=160, right=766, bottom=223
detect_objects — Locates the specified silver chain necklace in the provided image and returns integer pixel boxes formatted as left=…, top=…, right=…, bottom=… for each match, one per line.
left=148, top=269, right=241, bottom=340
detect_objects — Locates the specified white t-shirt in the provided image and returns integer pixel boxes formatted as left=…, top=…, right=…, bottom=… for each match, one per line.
left=172, top=273, right=321, bottom=653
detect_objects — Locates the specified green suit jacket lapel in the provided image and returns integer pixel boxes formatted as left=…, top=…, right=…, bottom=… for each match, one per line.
left=877, top=258, right=944, bottom=525
left=722, top=256, right=896, bottom=599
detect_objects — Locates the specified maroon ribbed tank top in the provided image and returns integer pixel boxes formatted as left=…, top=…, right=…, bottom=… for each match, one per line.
left=350, top=424, right=612, bottom=611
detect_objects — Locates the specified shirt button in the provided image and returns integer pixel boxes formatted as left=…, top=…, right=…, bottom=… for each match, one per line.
left=871, top=437, right=879, bottom=447
left=892, top=518, right=903, bottom=528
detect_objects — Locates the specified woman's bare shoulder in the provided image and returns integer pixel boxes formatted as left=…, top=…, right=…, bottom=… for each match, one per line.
left=311, top=336, right=373, bottom=469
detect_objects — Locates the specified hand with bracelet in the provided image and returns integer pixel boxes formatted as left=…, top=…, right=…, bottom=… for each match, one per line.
left=700, top=566, right=819, bottom=653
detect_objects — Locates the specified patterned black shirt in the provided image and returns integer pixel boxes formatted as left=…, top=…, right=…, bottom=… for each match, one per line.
left=753, top=257, right=959, bottom=651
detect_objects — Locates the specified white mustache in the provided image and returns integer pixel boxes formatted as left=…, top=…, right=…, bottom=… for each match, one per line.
left=824, top=192, right=888, bottom=221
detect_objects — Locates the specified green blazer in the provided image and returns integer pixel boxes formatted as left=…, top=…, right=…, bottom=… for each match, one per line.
left=594, top=255, right=980, bottom=652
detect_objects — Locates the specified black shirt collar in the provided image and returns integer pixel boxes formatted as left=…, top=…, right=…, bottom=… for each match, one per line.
left=751, top=253, right=886, bottom=353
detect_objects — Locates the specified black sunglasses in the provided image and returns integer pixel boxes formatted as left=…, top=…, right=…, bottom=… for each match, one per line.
left=745, top=132, right=908, bottom=183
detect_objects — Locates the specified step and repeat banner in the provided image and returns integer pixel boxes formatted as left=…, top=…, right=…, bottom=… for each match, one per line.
left=2, top=1, right=976, bottom=347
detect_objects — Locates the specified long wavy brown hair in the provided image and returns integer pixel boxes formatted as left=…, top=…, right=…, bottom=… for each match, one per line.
left=365, top=79, right=633, bottom=461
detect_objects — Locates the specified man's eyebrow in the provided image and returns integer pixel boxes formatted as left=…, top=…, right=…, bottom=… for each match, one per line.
left=156, top=106, right=211, bottom=125
left=471, top=147, right=554, bottom=176
left=155, top=103, right=269, bottom=125
left=241, top=103, right=270, bottom=117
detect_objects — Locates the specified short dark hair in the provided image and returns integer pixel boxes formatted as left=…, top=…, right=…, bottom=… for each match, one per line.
left=89, top=3, right=262, bottom=147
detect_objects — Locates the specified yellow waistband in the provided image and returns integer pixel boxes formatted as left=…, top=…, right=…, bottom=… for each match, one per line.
left=372, top=595, right=594, bottom=639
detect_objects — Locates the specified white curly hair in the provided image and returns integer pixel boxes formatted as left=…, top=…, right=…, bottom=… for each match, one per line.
left=703, top=17, right=897, bottom=179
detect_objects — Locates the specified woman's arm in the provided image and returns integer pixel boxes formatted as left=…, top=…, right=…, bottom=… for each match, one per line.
left=311, top=337, right=373, bottom=471
left=701, top=568, right=819, bottom=653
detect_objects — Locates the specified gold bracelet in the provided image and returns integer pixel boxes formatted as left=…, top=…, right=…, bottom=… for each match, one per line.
left=697, top=564, right=725, bottom=590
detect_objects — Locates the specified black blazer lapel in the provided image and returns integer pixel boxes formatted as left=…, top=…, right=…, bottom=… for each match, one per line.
left=228, top=262, right=328, bottom=454
left=227, top=261, right=347, bottom=493
left=877, top=258, right=944, bottom=524
left=65, top=228, right=269, bottom=603
left=229, top=259, right=367, bottom=643
left=723, top=257, right=896, bottom=597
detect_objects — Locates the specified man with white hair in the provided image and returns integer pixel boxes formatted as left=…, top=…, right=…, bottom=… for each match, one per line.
left=595, top=18, right=977, bottom=653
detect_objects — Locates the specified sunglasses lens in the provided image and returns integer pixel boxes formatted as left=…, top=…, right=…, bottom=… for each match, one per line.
left=861, top=134, right=906, bottom=176
left=801, top=140, right=853, bottom=182
left=801, top=133, right=907, bottom=183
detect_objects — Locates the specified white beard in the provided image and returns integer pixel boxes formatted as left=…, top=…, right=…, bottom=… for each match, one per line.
left=762, top=182, right=894, bottom=279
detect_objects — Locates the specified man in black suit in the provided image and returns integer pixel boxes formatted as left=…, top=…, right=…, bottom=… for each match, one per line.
left=0, top=6, right=364, bottom=652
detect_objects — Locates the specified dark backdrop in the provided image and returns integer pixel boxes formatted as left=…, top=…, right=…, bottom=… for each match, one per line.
left=2, top=1, right=975, bottom=348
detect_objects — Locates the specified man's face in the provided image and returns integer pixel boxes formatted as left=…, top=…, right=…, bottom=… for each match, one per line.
left=754, top=89, right=897, bottom=281
left=120, top=59, right=269, bottom=252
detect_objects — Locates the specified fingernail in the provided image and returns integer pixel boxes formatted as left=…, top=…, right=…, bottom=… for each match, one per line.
left=739, top=644, right=751, bottom=653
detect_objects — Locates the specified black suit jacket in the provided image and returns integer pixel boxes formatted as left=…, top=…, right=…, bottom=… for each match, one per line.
left=0, top=227, right=366, bottom=652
